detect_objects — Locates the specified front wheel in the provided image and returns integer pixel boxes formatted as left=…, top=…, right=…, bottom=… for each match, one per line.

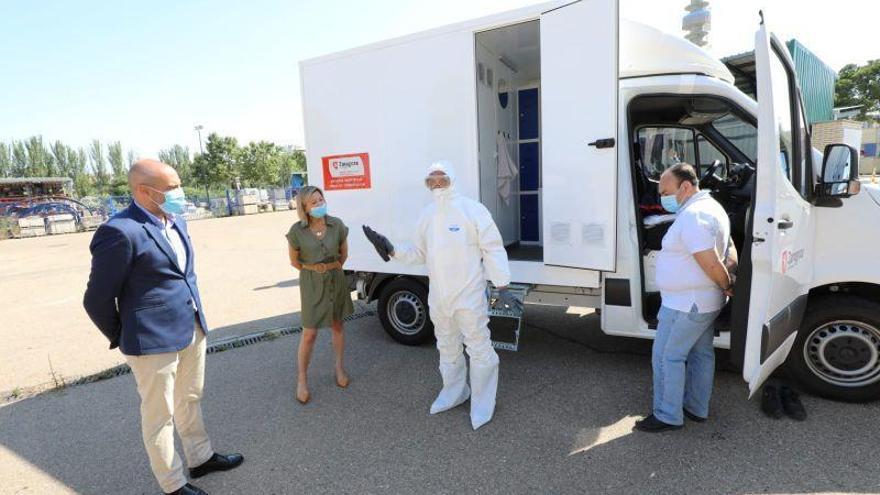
left=786, top=295, right=880, bottom=402
left=377, top=277, right=433, bottom=346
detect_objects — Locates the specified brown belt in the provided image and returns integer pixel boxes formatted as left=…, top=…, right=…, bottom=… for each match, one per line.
left=302, top=261, right=343, bottom=274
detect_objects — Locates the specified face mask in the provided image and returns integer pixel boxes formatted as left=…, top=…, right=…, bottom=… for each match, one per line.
left=310, top=204, right=328, bottom=218
left=660, top=194, right=680, bottom=213
left=432, top=187, right=452, bottom=200
left=149, top=186, right=186, bottom=215
left=660, top=183, right=683, bottom=213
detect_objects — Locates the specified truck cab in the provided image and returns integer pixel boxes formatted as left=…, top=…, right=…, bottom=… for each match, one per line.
left=608, top=17, right=879, bottom=402
left=299, top=0, right=880, bottom=401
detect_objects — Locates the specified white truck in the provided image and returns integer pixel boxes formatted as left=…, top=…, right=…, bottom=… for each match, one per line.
left=299, top=0, right=880, bottom=401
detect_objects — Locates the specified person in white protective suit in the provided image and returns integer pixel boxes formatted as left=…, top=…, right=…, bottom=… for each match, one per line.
left=362, top=160, right=521, bottom=430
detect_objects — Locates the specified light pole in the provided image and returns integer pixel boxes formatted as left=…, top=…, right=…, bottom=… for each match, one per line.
left=194, top=124, right=205, bottom=154
left=194, top=124, right=207, bottom=202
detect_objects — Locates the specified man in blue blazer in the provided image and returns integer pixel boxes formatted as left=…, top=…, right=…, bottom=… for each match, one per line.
left=84, top=159, right=243, bottom=495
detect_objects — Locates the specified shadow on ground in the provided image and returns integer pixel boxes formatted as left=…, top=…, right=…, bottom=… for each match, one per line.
left=205, top=312, right=300, bottom=342
left=253, top=279, right=300, bottom=291
left=1, top=305, right=878, bottom=494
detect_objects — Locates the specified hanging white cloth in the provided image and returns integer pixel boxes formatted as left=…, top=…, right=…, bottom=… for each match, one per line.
left=496, top=133, right=518, bottom=205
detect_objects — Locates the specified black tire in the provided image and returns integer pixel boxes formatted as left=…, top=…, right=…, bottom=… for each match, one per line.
left=377, top=277, right=433, bottom=346
left=786, top=295, right=880, bottom=402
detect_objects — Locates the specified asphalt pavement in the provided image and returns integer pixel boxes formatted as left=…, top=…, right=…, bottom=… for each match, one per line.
left=1, top=305, right=878, bottom=495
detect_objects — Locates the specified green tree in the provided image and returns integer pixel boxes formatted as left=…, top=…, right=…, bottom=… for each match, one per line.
left=158, top=144, right=193, bottom=183
left=72, top=148, right=92, bottom=197
left=107, top=141, right=129, bottom=195
left=127, top=149, right=137, bottom=167
left=238, top=141, right=282, bottom=186
left=835, top=60, right=880, bottom=119
left=0, top=142, right=10, bottom=177
left=50, top=140, right=70, bottom=178
left=107, top=141, right=126, bottom=178
left=278, top=146, right=306, bottom=187
left=89, top=139, right=109, bottom=194
left=25, top=136, right=54, bottom=177
left=11, top=141, right=28, bottom=177
left=63, top=146, right=83, bottom=196
left=191, top=133, right=239, bottom=195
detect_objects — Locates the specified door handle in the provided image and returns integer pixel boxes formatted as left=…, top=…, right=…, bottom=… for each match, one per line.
left=587, top=138, right=615, bottom=149
left=777, top=220, right=794, bottom=230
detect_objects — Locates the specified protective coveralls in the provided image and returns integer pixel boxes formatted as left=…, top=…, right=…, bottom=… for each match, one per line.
left=392, top=161, right=511, bottom=430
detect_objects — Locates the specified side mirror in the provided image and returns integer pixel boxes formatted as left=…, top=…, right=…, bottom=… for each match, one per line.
left=818, top=144, right=860, bottom=198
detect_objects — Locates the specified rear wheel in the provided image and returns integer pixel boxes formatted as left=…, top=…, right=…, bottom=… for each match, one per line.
left=377, top=277, right=433, bottom=346
left=786, top=295, right=880, bottom=402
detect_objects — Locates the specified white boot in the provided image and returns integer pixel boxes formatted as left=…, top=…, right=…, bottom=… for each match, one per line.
left=469, top=358, right=499, bottom=430
left=430, top=354, right=470, bottom=414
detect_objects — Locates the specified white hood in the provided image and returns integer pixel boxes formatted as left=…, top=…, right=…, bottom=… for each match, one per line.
left=426, top=160, right=456, bottom=185
left=426, top=160, right=457, bottom=200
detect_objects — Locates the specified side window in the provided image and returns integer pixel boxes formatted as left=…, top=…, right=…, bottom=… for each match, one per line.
left=637, top=127, right=697, bottom=181
left=697, top=135, right=729, bottom=178
left=794, top=87, right=811, bottom=195
left=768, top=41, right=809, bottom=198
left=769, top=49, right=795, bottom=184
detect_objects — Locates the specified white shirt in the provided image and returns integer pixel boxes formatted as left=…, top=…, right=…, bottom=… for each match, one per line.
left=134, top=201, right=188, bottom=271
left=134, top=201, right=197, bottom=311
left=655, top=190, right=730, bottom=313
left=161, top=218, right=188, bottom=272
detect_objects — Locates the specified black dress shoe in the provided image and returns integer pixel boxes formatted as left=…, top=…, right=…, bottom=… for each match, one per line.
left=779, top=385, right=807, bottom=421
left=166, top=483, right=208, bottom=495
left=189, top=452, right=244, bottom=479
left=634, top=414, right=683, bottom=433
left=683, top=409, right=707, bottom=423
left=761, top=385, right=784, bottom=419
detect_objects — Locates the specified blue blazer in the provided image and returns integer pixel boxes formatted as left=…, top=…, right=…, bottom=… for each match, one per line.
left=83, top=204, right=209, bottom=355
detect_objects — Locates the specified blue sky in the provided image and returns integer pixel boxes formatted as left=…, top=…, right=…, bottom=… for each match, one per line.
left=1, top=0, right=876, bottom=158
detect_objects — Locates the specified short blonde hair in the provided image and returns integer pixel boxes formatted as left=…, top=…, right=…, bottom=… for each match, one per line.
left=295, top=186, right=324, bottom=227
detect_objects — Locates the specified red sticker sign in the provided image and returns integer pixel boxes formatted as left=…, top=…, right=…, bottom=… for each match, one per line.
left=322, top=153, right=371, bottom=191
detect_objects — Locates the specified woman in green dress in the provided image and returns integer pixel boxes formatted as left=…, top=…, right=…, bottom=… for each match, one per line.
left=286, top=186, right=354, bottom=404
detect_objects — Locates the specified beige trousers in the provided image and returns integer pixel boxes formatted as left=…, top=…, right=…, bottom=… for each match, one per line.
left=125, top=325, right=213, bottom=493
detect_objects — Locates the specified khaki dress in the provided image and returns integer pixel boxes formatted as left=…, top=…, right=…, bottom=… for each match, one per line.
left=286, top=215, right=354, bottom=329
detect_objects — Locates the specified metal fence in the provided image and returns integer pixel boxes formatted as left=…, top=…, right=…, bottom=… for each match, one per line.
left=0, top=186, right=302, bottom=240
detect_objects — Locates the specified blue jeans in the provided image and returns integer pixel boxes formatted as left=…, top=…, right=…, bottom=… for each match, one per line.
left=652, top=304, right=721, bottom=425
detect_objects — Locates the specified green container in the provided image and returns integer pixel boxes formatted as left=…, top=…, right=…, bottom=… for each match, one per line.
left=787, top=39, right=837, bottom=125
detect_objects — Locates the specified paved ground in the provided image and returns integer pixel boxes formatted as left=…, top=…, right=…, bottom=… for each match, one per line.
left=0, top=211, right=305, bottom=395
left=2, top=304, right=878, bottom=495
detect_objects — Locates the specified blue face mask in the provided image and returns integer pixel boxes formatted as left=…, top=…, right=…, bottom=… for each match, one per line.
left=660, top=194, right=680, bottom=213
left=310, top=204, right=328, bottom=218
left=150, top=186, right=187, bottom=215
left=660, top=183, right=683, bottom=213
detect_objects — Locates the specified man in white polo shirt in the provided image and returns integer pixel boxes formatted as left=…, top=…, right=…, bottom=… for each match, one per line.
left=635, top=163, right=737, bottom=432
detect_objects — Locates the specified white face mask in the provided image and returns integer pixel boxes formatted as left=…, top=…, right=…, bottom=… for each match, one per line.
left=432, top=187, right=453, bottom=200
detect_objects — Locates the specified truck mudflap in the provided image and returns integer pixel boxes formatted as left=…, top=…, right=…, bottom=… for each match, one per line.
left=488, top=284, right=530, bottom=351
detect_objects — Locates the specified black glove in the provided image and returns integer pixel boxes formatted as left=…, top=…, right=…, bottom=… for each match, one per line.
left=491, top=288, right=522, bottom=313
left=362, top=225, right=394, bottom=262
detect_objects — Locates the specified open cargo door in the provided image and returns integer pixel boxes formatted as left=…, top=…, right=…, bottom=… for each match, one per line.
left=540, top=0, right=619, bottom=271
left=742, top=22, right=815, bottom=397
